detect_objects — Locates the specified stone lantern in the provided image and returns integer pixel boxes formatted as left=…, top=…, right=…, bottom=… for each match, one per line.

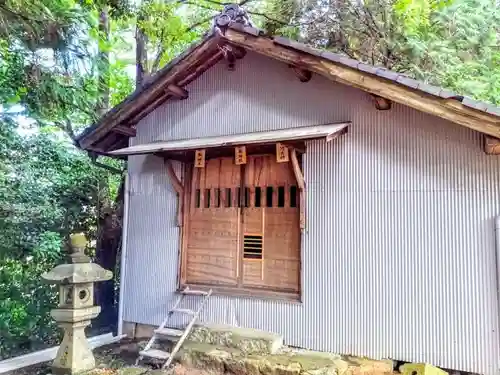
left=42, top=233, right=113, bottom=375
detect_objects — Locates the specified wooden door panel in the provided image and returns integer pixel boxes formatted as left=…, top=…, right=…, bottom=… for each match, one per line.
left=242, top=155, right=300, bottom=292
left=186, top=254, right=238, bottom=285
left=186, top=157, right=240, bottom=286
left=242, top=260, right=263, bottom=286
left=264, top=259, right=300, bottom=292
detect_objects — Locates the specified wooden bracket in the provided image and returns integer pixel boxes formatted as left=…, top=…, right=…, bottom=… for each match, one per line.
left=231, top=44, right=247, bottom=59
left=290, top=149, right=305, bottom=230
left=485, top=135, right=500, bottom=155
left=326, top=127, right=348, bottom=142
left=112, top=125, right=136, bottom=137
left=218, top=43, right=246, bottom=71
left=290, top=65, right=312, bottom=82
left=218, top=44, right=237, bottom=71
left=164, top=159, right=184, bottom=226
left=371, top=94, right=392, bottom=110
left=167, top=84, right=189, bottom=100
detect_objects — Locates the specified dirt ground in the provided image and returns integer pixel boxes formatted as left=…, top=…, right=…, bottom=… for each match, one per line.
left=9, top=339, right=213, bottom=375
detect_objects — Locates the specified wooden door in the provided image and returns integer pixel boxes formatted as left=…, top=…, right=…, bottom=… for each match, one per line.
left=184, top=153, right=300, bottom=294
left=241, top=155, right=300, bottom=293
left=185, top=157, right=240, bottom=286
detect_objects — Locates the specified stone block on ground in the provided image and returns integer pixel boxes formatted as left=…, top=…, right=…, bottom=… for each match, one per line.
left=177, top=342, right=239, bottom=373
left=117, top=366, right=149, bottom=375
left=176, top=342, right=378, bottom=375
left=177, top=326, right=393, bottom=375
left=342, top=356, right=394, bottom=374
left=400, top=363, right=447, bottom=375
left=188, top=323, right=283, bottom=355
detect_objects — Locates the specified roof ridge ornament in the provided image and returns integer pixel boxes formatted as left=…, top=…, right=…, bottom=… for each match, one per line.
left=213, top=4, right=253, bottom=35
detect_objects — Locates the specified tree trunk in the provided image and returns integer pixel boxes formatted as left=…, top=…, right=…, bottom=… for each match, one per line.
left=94, top=179, right=124, bottom=334
left=96, top=7, right=110, bottom=118
left=135, top=25, right=148, bottom=86
left=92, top=5, right=121, bottom=335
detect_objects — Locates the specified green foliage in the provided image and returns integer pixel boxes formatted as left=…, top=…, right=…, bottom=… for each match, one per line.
left=0, top=233, right=62, bottom=356
left=402, top=0, right=500, bottom=104
left=295, top=0, right=499, bottom=104
left=0, top=119, right=122, bottom=358
left=0, top=0, right=499, bottom=361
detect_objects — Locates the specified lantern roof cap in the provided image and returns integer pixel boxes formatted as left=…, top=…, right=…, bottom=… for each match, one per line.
left=42, top=263, right=113, bottom=284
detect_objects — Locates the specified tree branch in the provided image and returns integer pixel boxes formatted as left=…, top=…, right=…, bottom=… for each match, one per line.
left=178, top=0, right=227, bottom=7
left=247, top=11, right=288, bottom=25
left=186, top=16, right=213, bottom=32
left=181, top=1, right=220, bottom=11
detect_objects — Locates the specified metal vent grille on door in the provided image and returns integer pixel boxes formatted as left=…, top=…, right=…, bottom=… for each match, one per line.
left=243, top=235, right=263, bottom=259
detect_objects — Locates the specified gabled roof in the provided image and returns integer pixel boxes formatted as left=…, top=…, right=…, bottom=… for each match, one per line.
left=77, top=12, right=500, bottom=155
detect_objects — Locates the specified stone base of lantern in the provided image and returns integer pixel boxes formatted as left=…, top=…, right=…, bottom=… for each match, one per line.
left=51, top=307, right=101, bottom=375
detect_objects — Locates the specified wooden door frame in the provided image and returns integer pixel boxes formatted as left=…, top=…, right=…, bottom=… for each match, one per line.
left=177, top=153, right=303, bottom=300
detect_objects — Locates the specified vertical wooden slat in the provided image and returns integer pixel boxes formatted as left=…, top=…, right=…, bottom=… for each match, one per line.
left=284, top=185, right=290, bottom=208
left=190, top=166, right=199, bottom=210
left=198, top=165, right=206, bottom=209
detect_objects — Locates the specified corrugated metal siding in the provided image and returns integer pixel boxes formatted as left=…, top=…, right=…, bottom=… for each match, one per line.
left=124, top=51, right=500, bottom=374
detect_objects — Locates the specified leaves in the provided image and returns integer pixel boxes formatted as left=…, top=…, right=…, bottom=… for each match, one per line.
left=0, top=118, right=123, bottom=358
left=294, top=0, right=499, bottom=104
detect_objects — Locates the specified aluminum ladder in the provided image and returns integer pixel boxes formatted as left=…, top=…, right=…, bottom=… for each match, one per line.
left=136, top=287, right=213, bottom=369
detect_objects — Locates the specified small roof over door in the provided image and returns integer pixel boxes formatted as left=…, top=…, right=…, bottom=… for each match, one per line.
left=109, top=122, right=350, bottom=157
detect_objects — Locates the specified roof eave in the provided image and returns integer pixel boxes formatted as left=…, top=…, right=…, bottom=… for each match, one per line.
left=77, top=30, right=220, bottom=152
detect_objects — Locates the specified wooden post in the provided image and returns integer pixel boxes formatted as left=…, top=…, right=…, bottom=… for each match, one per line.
left=290, top=149, right=305, bottom=230
left=179, top=163, right=193, bottom=285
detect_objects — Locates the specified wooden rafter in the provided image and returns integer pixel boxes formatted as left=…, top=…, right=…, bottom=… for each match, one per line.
left=222, top=29, right=500, bottom=139
left=484, top=136, right=500, bottom=155
left=126, top=94, right=172, bottom=126
left=112, top=125, right=136, bottom=137
left=232, top=45, right=246, bottom=59
left=370, top=94, right=392, bottom=110
left=79, top=37, right=221, bottom=149
left=127, top=52, right=224, bottom=127
left=290, top=65, right=312, bottom=82
left=178, top=51, right=224, bottom=87
left=166, top=84, right=189, bottom=99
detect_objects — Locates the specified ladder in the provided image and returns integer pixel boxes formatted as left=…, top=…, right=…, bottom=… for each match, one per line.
left=136, top=287, right=213, bottom=369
